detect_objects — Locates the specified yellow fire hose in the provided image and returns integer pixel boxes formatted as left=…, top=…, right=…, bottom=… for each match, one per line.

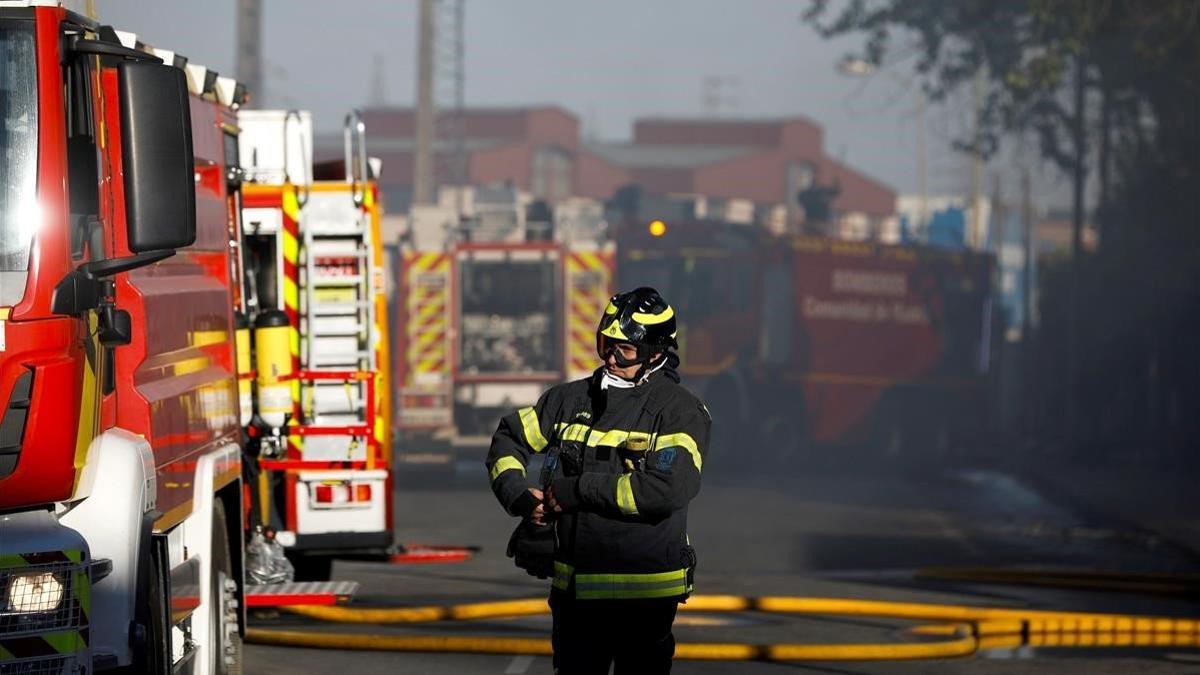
left=245, top=595, right=1200, bottom=661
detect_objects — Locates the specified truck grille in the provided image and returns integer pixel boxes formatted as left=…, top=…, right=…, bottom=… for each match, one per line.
left=0, top=560, right=85, bottom=636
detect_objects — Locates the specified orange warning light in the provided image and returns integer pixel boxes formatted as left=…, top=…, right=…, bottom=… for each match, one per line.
left=648, top=220, right=667, bottom=237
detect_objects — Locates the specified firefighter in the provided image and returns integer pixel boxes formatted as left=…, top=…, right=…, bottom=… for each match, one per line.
left=486, top=286, right=710, bottom=674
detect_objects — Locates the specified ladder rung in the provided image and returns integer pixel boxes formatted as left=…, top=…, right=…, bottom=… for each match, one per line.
left=311, top=304, right=371, bottom=317
left=308, top=228, right=366, bottom=237
left=311, top=275, right=365, bottom=287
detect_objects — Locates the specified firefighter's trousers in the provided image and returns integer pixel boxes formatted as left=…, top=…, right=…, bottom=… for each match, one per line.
left=550, top=590, right=678, bottom=675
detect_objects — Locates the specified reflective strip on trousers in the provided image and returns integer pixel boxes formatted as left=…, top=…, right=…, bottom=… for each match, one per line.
left=519, top=407, right=549, bottom=452
left=490, top=456, right=525, bottom=482
left=572, top=569, right=689, bottom=600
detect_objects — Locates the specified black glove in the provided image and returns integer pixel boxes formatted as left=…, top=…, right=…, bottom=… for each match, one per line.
left=506, top=519, right=556, bottom=579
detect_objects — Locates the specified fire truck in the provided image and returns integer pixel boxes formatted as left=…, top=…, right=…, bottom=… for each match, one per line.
left=237, top=108, right=392, bottom=580
left=0, top=3, right=246, bottom=673
left=616, top=219, right=994, bottom=463
left=394, top=192, right=613, bottom=463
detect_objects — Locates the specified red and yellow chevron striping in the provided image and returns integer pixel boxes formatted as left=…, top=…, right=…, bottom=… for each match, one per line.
left=404, top=253, right=451, bottom=385
left=565, top=250, right=615, bottom=379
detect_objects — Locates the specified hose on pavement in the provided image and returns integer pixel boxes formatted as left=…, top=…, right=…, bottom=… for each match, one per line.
left=245, top=594, right=1200, bottom=661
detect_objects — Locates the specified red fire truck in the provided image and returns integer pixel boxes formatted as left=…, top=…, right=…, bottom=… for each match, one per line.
left=237, top=109, right=392, bottom=580
left=394, top=197, right=614, bottom=464
left=0, top=5, right=246, bottom=672
left=617, top=220, right=994, bottom=463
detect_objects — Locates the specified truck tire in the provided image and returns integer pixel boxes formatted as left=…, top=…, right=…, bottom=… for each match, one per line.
left=212, top=501, right=243, bottom=675
left=119, top=537, right=170, bottom=675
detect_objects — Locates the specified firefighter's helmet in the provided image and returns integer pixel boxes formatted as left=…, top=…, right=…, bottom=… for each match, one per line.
left=596, top=287, right=677, bottom=365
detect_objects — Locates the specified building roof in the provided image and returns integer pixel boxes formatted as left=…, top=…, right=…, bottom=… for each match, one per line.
left=585, top=142, right=756, bottom=169
left=363, top=104, right=570, bottom=116
left=633, top=115, right=820, bottom=126
left=313, top=134, right=505, bottom=154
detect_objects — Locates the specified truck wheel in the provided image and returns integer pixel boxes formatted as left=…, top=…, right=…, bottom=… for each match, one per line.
left=212, top=501, right=243, bottom=675
left=118, top=537, right=170, bottom=675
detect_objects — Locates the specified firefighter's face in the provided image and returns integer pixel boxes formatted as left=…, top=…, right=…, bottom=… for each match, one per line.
left=603, top=341, right=660, bottom=379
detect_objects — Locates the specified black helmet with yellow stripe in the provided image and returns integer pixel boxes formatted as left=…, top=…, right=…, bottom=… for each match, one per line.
left=596, top=287, right=677, bottom=368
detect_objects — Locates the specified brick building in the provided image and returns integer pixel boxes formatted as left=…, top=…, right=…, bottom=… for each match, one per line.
left=586, top=117, right=895, bottom=223
left=321, top=107, right=895, bottom=227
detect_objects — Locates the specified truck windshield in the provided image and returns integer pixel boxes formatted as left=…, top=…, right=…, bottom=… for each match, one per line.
left=0, top=20, right=37, bottom=306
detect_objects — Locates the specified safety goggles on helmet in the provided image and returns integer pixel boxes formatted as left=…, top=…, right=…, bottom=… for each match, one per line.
left=597, top=335, right=653, bottom=367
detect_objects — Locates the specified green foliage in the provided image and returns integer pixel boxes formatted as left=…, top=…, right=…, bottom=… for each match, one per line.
left=805, top=1, right=1200, bottom=171
left=805, top=1, right=1200, bottom=456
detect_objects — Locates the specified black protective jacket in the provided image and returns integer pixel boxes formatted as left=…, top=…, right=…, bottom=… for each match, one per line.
left=486, top=367, right=709, bottom=600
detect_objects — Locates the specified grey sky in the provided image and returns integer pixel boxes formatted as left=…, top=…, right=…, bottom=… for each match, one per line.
left=99, top=0, right=1073, bottom=207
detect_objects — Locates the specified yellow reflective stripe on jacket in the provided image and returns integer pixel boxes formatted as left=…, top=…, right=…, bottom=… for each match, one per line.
left=589, top=429, right=652, bottom=448
left=490, top=456, right=525, bottom=482
left=556, top=423, right=589, bottom=443
left=654, top=433, right=701, bottom=472
left=552, top=424, right=652, bottom=450
left=518, top=407, right=549, bottom=452
left=616, top=474, right=638, bottom=515
left=573, top=569, right=689, bottom=600
left=552, top=561, right=573, bottom=591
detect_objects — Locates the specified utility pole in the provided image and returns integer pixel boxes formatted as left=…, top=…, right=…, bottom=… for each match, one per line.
left=969, top=70, right=984, bottom=249
left=1097, top=83, right=1112, bottom=248
left=1067, top=53, right=1088, bottom=450
left=236, top=0, right=263, bottom=106
left=413, top=0, right=436, bottom=206
left=1020, top=163, right=1035, bottom=438
left=916, top=89, right=928, bottom=233
left=436, top=0, right=466, bottom=218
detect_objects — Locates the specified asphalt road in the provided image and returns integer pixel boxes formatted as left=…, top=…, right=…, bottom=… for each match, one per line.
left=245, top=456, right=1200, bottom=674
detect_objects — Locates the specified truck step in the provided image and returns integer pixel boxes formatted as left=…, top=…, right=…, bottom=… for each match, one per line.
left=245, top=580, right=360, bottom=607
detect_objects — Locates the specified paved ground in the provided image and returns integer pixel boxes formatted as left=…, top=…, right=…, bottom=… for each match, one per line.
left=1009, top=455, right=1200, bottom=559
left=245, top=456, right=1200, bottom=674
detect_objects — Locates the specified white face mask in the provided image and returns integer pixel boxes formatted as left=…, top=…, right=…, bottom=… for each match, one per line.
left=600, top=370, right=636, bottom=390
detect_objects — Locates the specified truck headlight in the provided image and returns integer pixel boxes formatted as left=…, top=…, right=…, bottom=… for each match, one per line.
left=6, top=572, right=64, bottom=613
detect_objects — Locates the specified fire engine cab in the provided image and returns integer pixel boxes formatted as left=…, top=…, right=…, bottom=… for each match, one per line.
left=0, top=3, right=247, bottom=672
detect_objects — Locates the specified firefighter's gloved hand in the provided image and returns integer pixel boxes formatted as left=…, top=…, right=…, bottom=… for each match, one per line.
left=506, top=519, right=556, bottom=579
left=548, top=477, right=581, bottom=514
left=509, top=488, right=544, bottom=520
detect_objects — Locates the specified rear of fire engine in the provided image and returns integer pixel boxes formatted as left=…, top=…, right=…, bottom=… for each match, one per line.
left=617, top=218, right=993, bottom=463
left=237, top=109, right=392, bottom=581
left=395, top=195, right=614, bottom=464
left=0, top=4, right=247, bottom=672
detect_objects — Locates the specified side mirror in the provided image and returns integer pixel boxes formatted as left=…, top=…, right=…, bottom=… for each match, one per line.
left=118, top=61, right=196, bottom=252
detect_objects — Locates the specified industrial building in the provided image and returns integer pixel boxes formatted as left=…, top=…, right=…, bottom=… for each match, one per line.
left=316, top=107, right=896, bottom=233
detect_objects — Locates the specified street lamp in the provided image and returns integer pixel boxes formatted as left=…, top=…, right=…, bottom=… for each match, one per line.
left=837, top=57, right=928, bottom=238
